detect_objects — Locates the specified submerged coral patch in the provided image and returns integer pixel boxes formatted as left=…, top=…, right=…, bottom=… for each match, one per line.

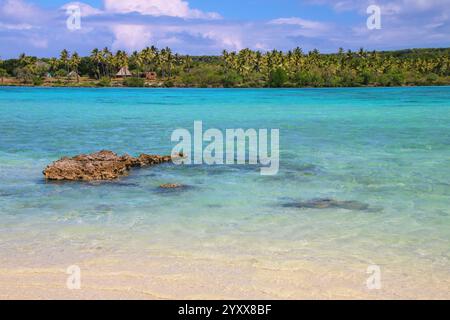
left=282, top=198, right=370, bottom=211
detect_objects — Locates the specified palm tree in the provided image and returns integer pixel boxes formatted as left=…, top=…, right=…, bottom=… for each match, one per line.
left=131, top=51, right=144, bottom=72
left=59, top=49, right=70, bottom=74
left=254, top=51, right=264, bottom=73
left=114, top=50, right=129, bottom=76
left=141, top=46, right=159, bottom=72
left=0, top=68, right=7, bottom=84
left=222, top=50, right=229, bottom=71
left=90, top=48, right=102, bottom=79
left=101, top=47, right=113, bottom=77
left=183, top=55, right=193, bottom=72
left=159, top=47, right=174, bottom=78
left=292, top=47, right=304, bottom=73
left=48, top=58, right=59, bottom=74
left=69, top=52, right=81, bottom=82
left=18, top=53, right=27, bottom=67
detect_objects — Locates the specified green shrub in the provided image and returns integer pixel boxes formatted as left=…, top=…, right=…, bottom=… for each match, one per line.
left=0, top=68, right=8, bottom=83
left=97, top=77, right=111, bottom=87
left=164, top=80, right=174, bottom=87
left=378, top=71, right=405, bottom=87
left=14, top=66, right=33, bottom=83
left=181, top=65, right=223, bottom=87
left=222, top=71, right=243, bottom=88
left=32, top=76, right=44, bottom=86
left=268, top=68, right=288, bottom=87
left=123, top=77, right=145, bottom=87
left=55, top=69, right=68, bottom=78
left=389, top=72, right=405, bottom=86
left=359, top=71, right=374, bottom=85
left=426, top=73, right=439, bottom=84
left=340, top=70, right=359, bottom=87
left=294, top=71, right=324, bottom=87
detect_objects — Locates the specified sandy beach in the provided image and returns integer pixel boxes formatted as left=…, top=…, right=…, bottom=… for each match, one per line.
left=1, top=249, right=449, bottom=300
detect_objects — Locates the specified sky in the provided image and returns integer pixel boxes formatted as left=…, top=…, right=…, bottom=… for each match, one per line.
left=0, top=0, right=449, bottom=58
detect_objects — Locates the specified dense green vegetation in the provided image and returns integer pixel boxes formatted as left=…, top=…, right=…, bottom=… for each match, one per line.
left=1, top=47, right=449, bottom=87
left=123, top=77, right=145, bottom=87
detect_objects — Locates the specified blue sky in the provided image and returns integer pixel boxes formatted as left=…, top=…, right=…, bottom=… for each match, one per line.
left=0, top=0, right=449, bottom=58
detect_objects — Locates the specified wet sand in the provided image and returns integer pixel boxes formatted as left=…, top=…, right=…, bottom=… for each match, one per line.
left=1, top=252, right=449, bottom=300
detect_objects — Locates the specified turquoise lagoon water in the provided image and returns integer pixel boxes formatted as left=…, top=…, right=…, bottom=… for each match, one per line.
left=0, top=87, right=449, bottom=280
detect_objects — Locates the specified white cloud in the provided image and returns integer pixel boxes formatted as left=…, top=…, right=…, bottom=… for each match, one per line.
left=62, top=2, right=102, bottom=17
left=57, top=0, right=222, bottom=52
left=103, top=0, right=221, bottom=19
left=111, top=25, right=153, bottom=51
left=59, top=0, right=221, bottom=19
left=107, top=22, right=244, bottom=52
left=200, top=29, right=244, bottom=51
left=269, top=17, right=330, bottom=31
left=0, top=0, right=43, bottom=21
left=0, top=22, right=34, bottom=30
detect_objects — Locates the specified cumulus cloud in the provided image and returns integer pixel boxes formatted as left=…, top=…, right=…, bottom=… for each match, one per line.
left=103, top=0, right=221, bottom=19
left=57, top=0, right=223, bottom=52
left=111, top=24, right=153, bottom=51
left=199, top=28, right=244, bottom=51
left=106, top=22, right=244, bottom=52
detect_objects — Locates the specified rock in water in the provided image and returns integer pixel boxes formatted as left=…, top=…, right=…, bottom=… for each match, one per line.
left=159, top=183, right=184, bottom=189
left=282, top=198, right=369, bottom=211
left=43, top=150, right=173, bottom=181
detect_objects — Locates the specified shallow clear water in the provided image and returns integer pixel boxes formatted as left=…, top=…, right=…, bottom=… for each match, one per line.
left=0, top=87, right=449, bottom=279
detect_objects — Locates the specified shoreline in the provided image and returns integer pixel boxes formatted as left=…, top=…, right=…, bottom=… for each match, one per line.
left=1, top=250, right=449, bottom=300
left=1, top=83, right=450, bottom=89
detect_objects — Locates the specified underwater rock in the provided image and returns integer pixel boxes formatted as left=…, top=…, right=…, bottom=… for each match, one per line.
left=282, top=198, right=369, bottom=211
left=159, top=183, right=184, bottom=189
left=43, top=150, right=174, bottom=181
left=156, top=183, right=194, bottom=194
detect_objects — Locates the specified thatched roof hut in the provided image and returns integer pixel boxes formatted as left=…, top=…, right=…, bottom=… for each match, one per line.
left=67, top=71, right=79, bottom=78
left=116, top=66, right=132, bottom=77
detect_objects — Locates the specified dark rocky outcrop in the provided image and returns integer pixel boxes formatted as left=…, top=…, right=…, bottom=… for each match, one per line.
left=43, top=150, right=174, bottom=181
left=282, top=198, right=369, bottom=211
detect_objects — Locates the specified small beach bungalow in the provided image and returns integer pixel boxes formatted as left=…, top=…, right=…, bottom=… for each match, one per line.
left=67, top=71, right=80, bottom=82
left=145, top=72, right=157, bottom=81
left=67, top=71, right=79, bottom=78
left=116, top=67, right=132, bottom=78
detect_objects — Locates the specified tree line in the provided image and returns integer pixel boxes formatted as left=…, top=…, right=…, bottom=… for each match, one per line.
left=0, top=47, right=448, bottom=87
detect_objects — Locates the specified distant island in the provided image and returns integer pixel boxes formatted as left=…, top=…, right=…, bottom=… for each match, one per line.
left=0, top=47, right=449, bottom=88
